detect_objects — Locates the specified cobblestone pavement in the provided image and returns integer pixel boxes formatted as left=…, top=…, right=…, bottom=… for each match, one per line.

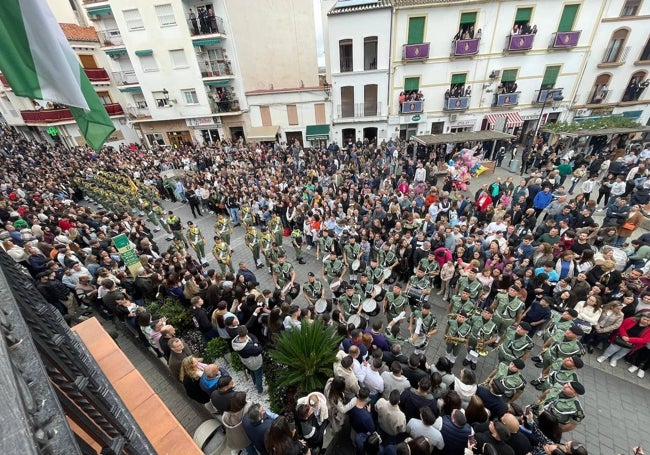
left=115, top=163, right=649, bottom=454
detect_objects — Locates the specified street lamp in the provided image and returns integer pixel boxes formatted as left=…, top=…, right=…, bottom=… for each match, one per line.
left=532, top=88, right=564, bottom=146
left=323, top=80, right=331, bottom=99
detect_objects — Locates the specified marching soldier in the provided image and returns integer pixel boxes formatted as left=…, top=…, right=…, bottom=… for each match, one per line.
left=267, top=242, right=287, bottom=275
left=448, top=288, right=477, bottom=319
left=383, top=283, right=409, bottom=324
left=365, top=256, right=387, bottom=302
left=269, top=214, right=284, bottom=246
left=455, top=268, right=482, bottom=300
left=491, top=285, right=526, bottom=341
left=417, top=250, right=440, bottom=281
left=144, top=200, right=163, bottom=233
left=409, top=302, right=438, bottom=353
left=238, top=204, right=255, bottom=229
left=444, top=311, right=471, bottom=364
left=490, top=359, right=527, bottom=403
left=355, top=273, right=374, bottom=300
left=536, top=381, right=586, bottom=438
left=260, top=227, right=274, bottom=272
left=244, top=225, right=265, bottom=269
left=405, top=268, right=431, bottom=308
left=496, top=321, right=534, bottom=364
left=187, top=221, right=207, bottom=266
left=534, top=325, right=584, bottom=373
left=342, top=235, right=363, bottom=273
left=214, top=213, right=233, bottom=245
left=532, top=355, right=584, bottom=398
left=463, top=308, right=498, bottom=371
left=212, top=235, right=234, bottom=275
left=338, top=284, right=362, bottom=320
left=272, top=253, right=296, bottom=293
left=291, top=228, right=306, bottom=264
left=166, top=211, right=187, bottom=245
left=322, top=250, right=346, bottom=287
left=303, top=271, right=325, bottom=307
left=167, top=237, right=187, bottom=257
left=378, top=242, right=399, bottom=280
left=316, top=229, right=336, bottom=261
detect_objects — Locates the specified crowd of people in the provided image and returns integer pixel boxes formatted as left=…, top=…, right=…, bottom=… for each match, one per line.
left=1, top=124, right=649, bottom=455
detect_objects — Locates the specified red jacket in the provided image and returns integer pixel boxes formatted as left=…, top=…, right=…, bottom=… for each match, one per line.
left=610, top=317, right=650, bottom=353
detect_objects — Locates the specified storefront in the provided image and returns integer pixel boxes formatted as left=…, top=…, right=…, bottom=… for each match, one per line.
left=247, top=125, right=279, bottom=145
left=186, top=117, right=221, bottom=145
left=305, top=124, right=330, bottom=148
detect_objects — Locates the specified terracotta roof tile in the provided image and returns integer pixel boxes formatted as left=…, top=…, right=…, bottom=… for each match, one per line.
left=60, top=23, right=99, bottom=42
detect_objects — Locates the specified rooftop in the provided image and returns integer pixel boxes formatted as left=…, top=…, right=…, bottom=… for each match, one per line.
left=60, top=23, right=99, bottom=42
left=393, top=0, right=473, bottom=6
left=328, top=0, right=392, bottom=15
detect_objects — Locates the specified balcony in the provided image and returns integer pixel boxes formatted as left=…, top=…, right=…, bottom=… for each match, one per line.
left=506, top=34, right=535, bottom=52
left=104, top=103, right=124, bottom=116
left=82, top=0, right=109, bottom=4
left=401, top=100, right=424, bottom=114
left=339, top=57, right=353, bottom=73
left=187, top=16, right=225, bottom=36
left=111, top=70, right=139, bottom=86
left=533, top=89, right=564, bottom=105
left=402, top=43, right=430, bottom=61
left=21, top=108, right=74, bottom=123
left=493, top=92, right=520, bottom=107
left=83, top=68, right=110, bottom=82
left=96, top=29, right=123, bottom=47
left=550, top=31, right=581, bottom=49
left=336, top=102, right=383, bottom=120
left=452, top=38, right=480, bottom=56
left=200, top=60, right=233, bottom=78
left=209, top=100, right=240, bottom=114
left=444, top=96, right=471, bottom=110
left=0, top=74, right=11, bottom=89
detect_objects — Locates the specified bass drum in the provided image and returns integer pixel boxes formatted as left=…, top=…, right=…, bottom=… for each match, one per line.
left=315, top=298, right=328, bottom=314
left=288, top=283, right=301, bottom=300
left=362, top=298, right=380, bottom=317
left=347, top=314, right=362, bottom=329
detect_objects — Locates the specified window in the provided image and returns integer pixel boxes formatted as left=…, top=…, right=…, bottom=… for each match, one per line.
left=364, top=36, right=378, bottom=70
left=407, top=17, right=425, bottom=44
left=314, top=103, right=326, bottom=124
left=622, top=71, right=648, bottom=101
left=155, top=4, right=176, bottom=26
left=153, top=91, right=169, bottom=108
left=449, top=73, right=468, bottom=97
left=169, top=49, right=188, bottom=68
left=404, top=77, right=420, bottom=92
left=603, top=29, right=629, bottom=63
left=340, top=86, right=354, bottom=118
left=123, top=9, right=144, bottom=31
left=133, top=94, right=147, bottom=109
left=139, top=55, right=158, bottom=72
left=181, top=89, right=199, bottom=104
left=500, top=69, right=519, bottom=93
left=79, top=55, right=98, bottom=69
left=513, top=7, right=533, bottom=29
left=287, top=105, right=298, bottom=125
left=430, top=122, right=444, bottom=134
left=541, top=65, right=561, bottom=89
left=260, top=106, right=271, bottom=127
left=589, top=74, right=612, bottom=103
left=641, top=37, right=650, bottom=61
left=339, top=39, right=353, bottom=72
left=364, top=84, right=378, bottom=116
left=557, top=4, right=579, bottom=32
left=456, top=12, right=477, bottom=39
left=621, top=0, right=641, bottom=16
left=96, top=91, right=112, bottom=104
left=146, top=133, right=165, bottom=146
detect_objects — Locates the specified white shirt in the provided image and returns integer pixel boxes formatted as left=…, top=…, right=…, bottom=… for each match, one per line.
left=362, top=366, right=384, bottom=395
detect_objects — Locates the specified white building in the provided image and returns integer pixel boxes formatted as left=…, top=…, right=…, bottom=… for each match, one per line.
left=570, top=0, right=650, bottom=126
left=325, top=0, right=393, bottom=145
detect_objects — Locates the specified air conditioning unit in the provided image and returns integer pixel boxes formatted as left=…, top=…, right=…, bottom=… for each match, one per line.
left=575, top=109, right=592, bottom=118
left=450, top=113, right=458, bottom=122
left=489, top=70, right=501, bottom=79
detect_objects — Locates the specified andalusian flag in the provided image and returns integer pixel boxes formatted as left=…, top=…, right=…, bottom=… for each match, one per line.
left=0, top=0, right=115, bottom=150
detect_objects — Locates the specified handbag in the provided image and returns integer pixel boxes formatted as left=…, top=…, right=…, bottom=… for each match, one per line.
left=614, top=336, right=633, bottom=349
left=621, top=222, right=636, bottom=231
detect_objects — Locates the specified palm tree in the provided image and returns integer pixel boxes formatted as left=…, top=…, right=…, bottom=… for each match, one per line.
left=269, top=320, right=339, bottom=395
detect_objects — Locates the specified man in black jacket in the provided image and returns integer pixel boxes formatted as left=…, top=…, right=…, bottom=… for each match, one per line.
left=231, top=326, right=264, bottom=393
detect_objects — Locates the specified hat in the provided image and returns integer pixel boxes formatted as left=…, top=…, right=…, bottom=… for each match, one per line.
left=187, top=221, right=194, bottom=226
left=568, top=325, right=584, bottom=336
left=428, top=250, right=436, bottom=255
left=483, top=307, right=494, bottom=314
left=217, top=375, right=233, bottom=389
left=393, top=282, right=402, bottom=288
left=458, top=310, right=468, bottom=318
left=491, top=380, right=506, bottom=395
left=566, top=308, right=578, bottom=318
left=571, top=356, right=584, bottom=369
left=510, top=285, right=521, bottom=292
left=36, top=271, right=51, bottom=279
left=307, top=272, right=315, bottom=277
left=512, top=358, right=526, bottom=370
left=518, top=321, right=532, bottom=331
left=422, top=302, right=431, bottom=310
left=569, top=381, right=585, bottom=395
left=470, top=268, right=479, bottom=273
left=462, top=287, right=471, bottom=293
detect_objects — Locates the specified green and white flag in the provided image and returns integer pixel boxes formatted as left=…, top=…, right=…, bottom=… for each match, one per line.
left=0, top=0, right=115, bottom=150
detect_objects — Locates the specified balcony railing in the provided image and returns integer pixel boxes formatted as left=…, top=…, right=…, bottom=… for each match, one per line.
left=401, top=100, right=424, bottom=114
left=187, top=16, right=225, bottom=36
left=104, top=103, right=124, bottom=116
left=493, top=92, right=520, bottom=107
left=533, top=89, right=564, bottom=104
left=209, top=99, right=240, bottom=114
left=83, top=68, right=110, bottom=82
left=96, top=29, right=123, bottom=47
left=402, top=43, right=430, bottom=61
left=550, top=31, right=581, bottom=48
left=452, top=38, right=480, bottom=56
left=444, top=96, right=471, bottom=110
left=506, top=33, right=535, bottom=51
left=339, top=57, right=353, bottom=73
left=111, top=70, right=139, bottom=86
left=337, top=102, right=383, bottom=119
left=82, top=0, right=109, bottom=3
left=21, top=108, right=74, bottom=123
left=200, top=60, right=233, bottom=77
left=0, top=74, right=11, bottom=89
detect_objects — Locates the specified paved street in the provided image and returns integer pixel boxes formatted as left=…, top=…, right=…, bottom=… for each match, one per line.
left=116, top=160, right=649, bottom=454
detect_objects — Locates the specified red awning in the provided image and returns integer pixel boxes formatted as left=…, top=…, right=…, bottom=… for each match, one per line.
left=486, top=112, right=524, bottom=129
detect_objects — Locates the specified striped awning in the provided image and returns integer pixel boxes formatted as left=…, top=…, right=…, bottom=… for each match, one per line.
left=486, top=112, right=524, bottom=129
left=87, top=6, right=112, bottom=15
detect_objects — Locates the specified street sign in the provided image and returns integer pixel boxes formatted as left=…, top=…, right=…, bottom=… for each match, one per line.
left=411, top=115, right=421, bottom=122
left=112, top=234, right=141, bottom=278
left=47, top=127, right=58, bottom=136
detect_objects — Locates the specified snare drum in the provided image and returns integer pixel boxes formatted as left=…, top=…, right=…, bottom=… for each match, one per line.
left=330, top=280, right=341, bottom=293
left=373, top=284, right=382, bottom=297
left=362, top=298, right=380, bottom=317
left=382, top=268, right=392, bottom=280
left=347, top=314, right=362, bottom=328
left=315, top=298, right=328, bottom=314
left=351, top=259, right=361, bottom=272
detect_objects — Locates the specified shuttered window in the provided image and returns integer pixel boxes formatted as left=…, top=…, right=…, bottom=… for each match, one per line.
left=451, top=73, right=467, bottom=85
left=558, top=4, right=579, bottom=32
left=501, top=69, right=518, bottom=83
left=404, top=77, right=419, bottom=92
left=123, top=9, right=144, bottom=31
left=169, top=49, right=187, bottom=68
left=260, top=106, right=271, bottom=127
left=314, top=103, right=326, bottom=124
left=407, top=17, right=425, bottom=44
left=515, top=8, right=532, bottom=23
left=460, top=12, right=477, bottom=25
left=155, top=4, right=176, bottom=26
left=541, top=66, right=561, bottom=87
left=287, top=104, right=298, bottom=125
